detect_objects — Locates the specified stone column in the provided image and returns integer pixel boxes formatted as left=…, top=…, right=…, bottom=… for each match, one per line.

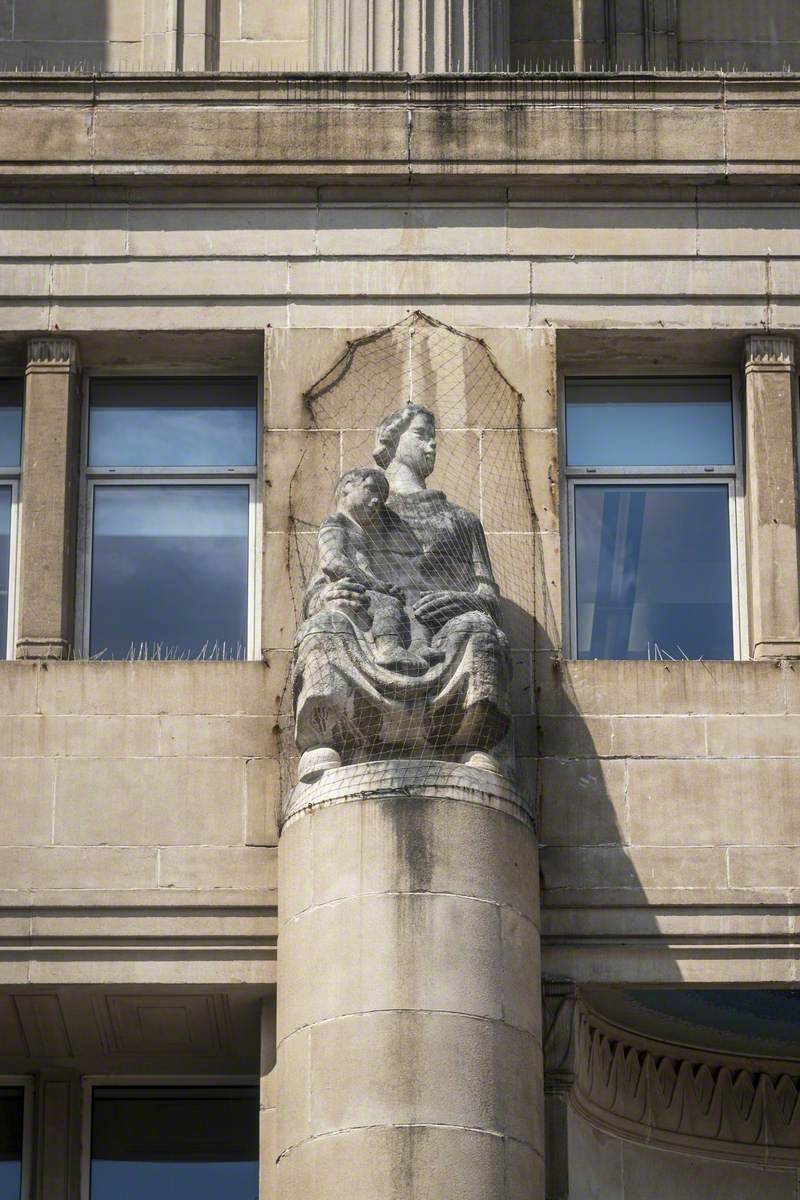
left=743, top=335, right=800, bottom=659
left=542, top=981, right=577, bottom=1200
left=310, top=0, right=510, bottom=72
left=277, top=760, right=544, bottom=1199
left=16, top=337, right=81, bottom=661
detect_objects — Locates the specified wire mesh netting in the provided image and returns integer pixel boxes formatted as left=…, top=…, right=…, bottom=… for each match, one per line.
left=279, top=311, right=548, bottom=796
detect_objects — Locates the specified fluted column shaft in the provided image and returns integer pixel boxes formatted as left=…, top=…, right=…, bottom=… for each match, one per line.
left=311, top=0, right=510, bottom=72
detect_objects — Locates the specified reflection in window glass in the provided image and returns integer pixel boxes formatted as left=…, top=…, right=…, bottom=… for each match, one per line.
left=0, top=1088, right=24, bottom=1200
left=566, top=378, right=734, bottom=467
left=90, top=1087, right=259, bottom=1200
left=575, top=484, right=734, bottom=660
left=0, top=380, right=23, bottom=469
left=89, top=486, right=250, bottom=660
left=89, top=378, right=257, bottom=468
left=0, top=489, right=11, bottom=657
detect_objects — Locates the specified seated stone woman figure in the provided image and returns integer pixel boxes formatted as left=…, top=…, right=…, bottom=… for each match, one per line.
left=293, top=403, right=511, bottom=783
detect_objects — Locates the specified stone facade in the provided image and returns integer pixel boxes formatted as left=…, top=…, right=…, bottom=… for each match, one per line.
left=1, top=2, right=800, bottom=1198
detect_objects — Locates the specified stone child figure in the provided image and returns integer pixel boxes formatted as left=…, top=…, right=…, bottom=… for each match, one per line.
left=318, top=467, right=429, bottom=673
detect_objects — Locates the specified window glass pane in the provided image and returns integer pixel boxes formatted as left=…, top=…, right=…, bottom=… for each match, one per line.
left=0, top=380, right=23, bottom=469
left=0, top=1088, right=24, bottom=1200
left=89, top=378, right=257, bottom=468
left=0, top=488, right=11, bottom=660
left=90, top=1087, right=258, bottom=1200
left=566, top=377, right=734, bottom=467
left=89, top=485, right=250, bottom=660
left=575, top=484, right=734, bottom=660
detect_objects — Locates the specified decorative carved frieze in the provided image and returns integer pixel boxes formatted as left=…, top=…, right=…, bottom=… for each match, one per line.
left=572, top=1007, right=800, bottom=1164
left=744, top=335, right=795, bottom=369
left=310, top=0, right=510, bottom=72
left=26, top=337, right=80, bottom=371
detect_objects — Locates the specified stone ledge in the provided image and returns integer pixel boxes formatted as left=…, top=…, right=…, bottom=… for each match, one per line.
left=2, top=73, right=800, bottom=188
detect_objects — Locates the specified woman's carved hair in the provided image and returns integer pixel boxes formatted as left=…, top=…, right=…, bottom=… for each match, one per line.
left=373, top=404, right=435, bottom=469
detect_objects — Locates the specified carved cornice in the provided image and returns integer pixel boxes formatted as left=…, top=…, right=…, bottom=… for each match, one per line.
left=26, top=337, right=80, bottom=371
left=572, top=1006, right=800, bottom=1164
left=744, top=335, right=795, bottom=369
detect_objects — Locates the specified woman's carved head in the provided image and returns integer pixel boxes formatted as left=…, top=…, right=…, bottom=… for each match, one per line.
left=373, top=404, right=437, bottom=478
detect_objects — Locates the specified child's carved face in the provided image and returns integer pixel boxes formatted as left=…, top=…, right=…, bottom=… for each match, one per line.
left=338, top=473, right=387, bottom=524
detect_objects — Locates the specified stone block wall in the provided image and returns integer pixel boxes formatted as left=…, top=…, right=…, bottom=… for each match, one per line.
left=0, top=0, right=145, bottom=70
left=218, top=0, right=308, bottom=69
left=0, top=83, right=799, bottom=992
left=1, top=0, right=800, bottom=74
left=0, top=661, right=278, bottom=986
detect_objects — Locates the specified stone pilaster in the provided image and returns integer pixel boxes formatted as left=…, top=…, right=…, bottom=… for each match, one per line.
left=643, top=0, right=678, bottom=69
left=259, top=995, right=277, bottom=1200
left=34, top=1070, right=82, bottom=1200
left=310, top=0, right=510, bottom=72
left=276, top=760, right=544, bottom=1199
left=16, top=337, right=81, bottom=661
left=743, top=335, right=800, bottom=659
left=542, top=980, right=577, bottom=1200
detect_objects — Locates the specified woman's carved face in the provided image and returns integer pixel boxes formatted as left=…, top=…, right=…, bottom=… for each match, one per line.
left=392, top=413, right=437, bottom=479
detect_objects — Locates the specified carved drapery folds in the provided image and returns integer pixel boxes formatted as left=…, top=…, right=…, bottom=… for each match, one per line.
left=283, top=312, right=536, bottom=792
left=311, top=0, right=510, bottom=72
left=573, top=1006, right=800, bottom=1164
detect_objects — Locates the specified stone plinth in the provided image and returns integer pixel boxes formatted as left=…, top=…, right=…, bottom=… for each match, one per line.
left=276, top=760, right=544, bottom=1198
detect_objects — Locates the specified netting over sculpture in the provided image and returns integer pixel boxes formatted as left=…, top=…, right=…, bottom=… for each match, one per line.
left=282, top=312, right=538, bottom=791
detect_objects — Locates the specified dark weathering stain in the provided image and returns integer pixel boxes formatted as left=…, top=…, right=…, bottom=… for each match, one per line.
left=388, top=794, right=435, bottom=893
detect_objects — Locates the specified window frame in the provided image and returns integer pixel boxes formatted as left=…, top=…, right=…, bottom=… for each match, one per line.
left=0, top=1074, right=34, bottom=1200
left=559, top=369, right=748, bottom=661
left=79, top=1075, right=260, bottom=1200
left=77, top=369, right=263, bottom=662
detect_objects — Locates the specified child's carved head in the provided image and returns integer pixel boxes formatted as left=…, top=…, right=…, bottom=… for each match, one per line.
left=334, top=467, right=390, bottom=522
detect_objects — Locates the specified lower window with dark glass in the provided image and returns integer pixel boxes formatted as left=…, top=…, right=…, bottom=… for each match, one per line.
left=0, top=1087, right=24, bottom=1200
left=573, top=483, right=735, bottom=660
left=565, top=375, right=741, bottom=661
left=89, top=1086, right=259, bottom=1200
left=83, top=376, right=258, bottom=660
left=88, top=485, right=251, bottom=660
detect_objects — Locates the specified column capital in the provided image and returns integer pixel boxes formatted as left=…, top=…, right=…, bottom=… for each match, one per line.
left=26, top=337, right=80, bottom=372
left=744, top=334, right=795, bottom=370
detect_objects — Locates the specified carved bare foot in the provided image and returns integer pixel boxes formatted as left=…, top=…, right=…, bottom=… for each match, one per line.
left=298, top=746, right=342, bottom=783
left=461, top=750, right=503, bottom=775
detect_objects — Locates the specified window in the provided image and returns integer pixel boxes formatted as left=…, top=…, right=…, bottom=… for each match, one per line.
left=82, top=378, right=259, bottom=660
left=0, top=1081, right=31, bottom=1200
left=0, top=380, right=22, bottom=660
left=87, top=1085, right=259, bottom=1200
left=564, top=376, right=742, bottom=661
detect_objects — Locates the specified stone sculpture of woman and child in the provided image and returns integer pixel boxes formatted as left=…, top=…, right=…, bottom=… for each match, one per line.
left=292, top=403, right=513, bottom=782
